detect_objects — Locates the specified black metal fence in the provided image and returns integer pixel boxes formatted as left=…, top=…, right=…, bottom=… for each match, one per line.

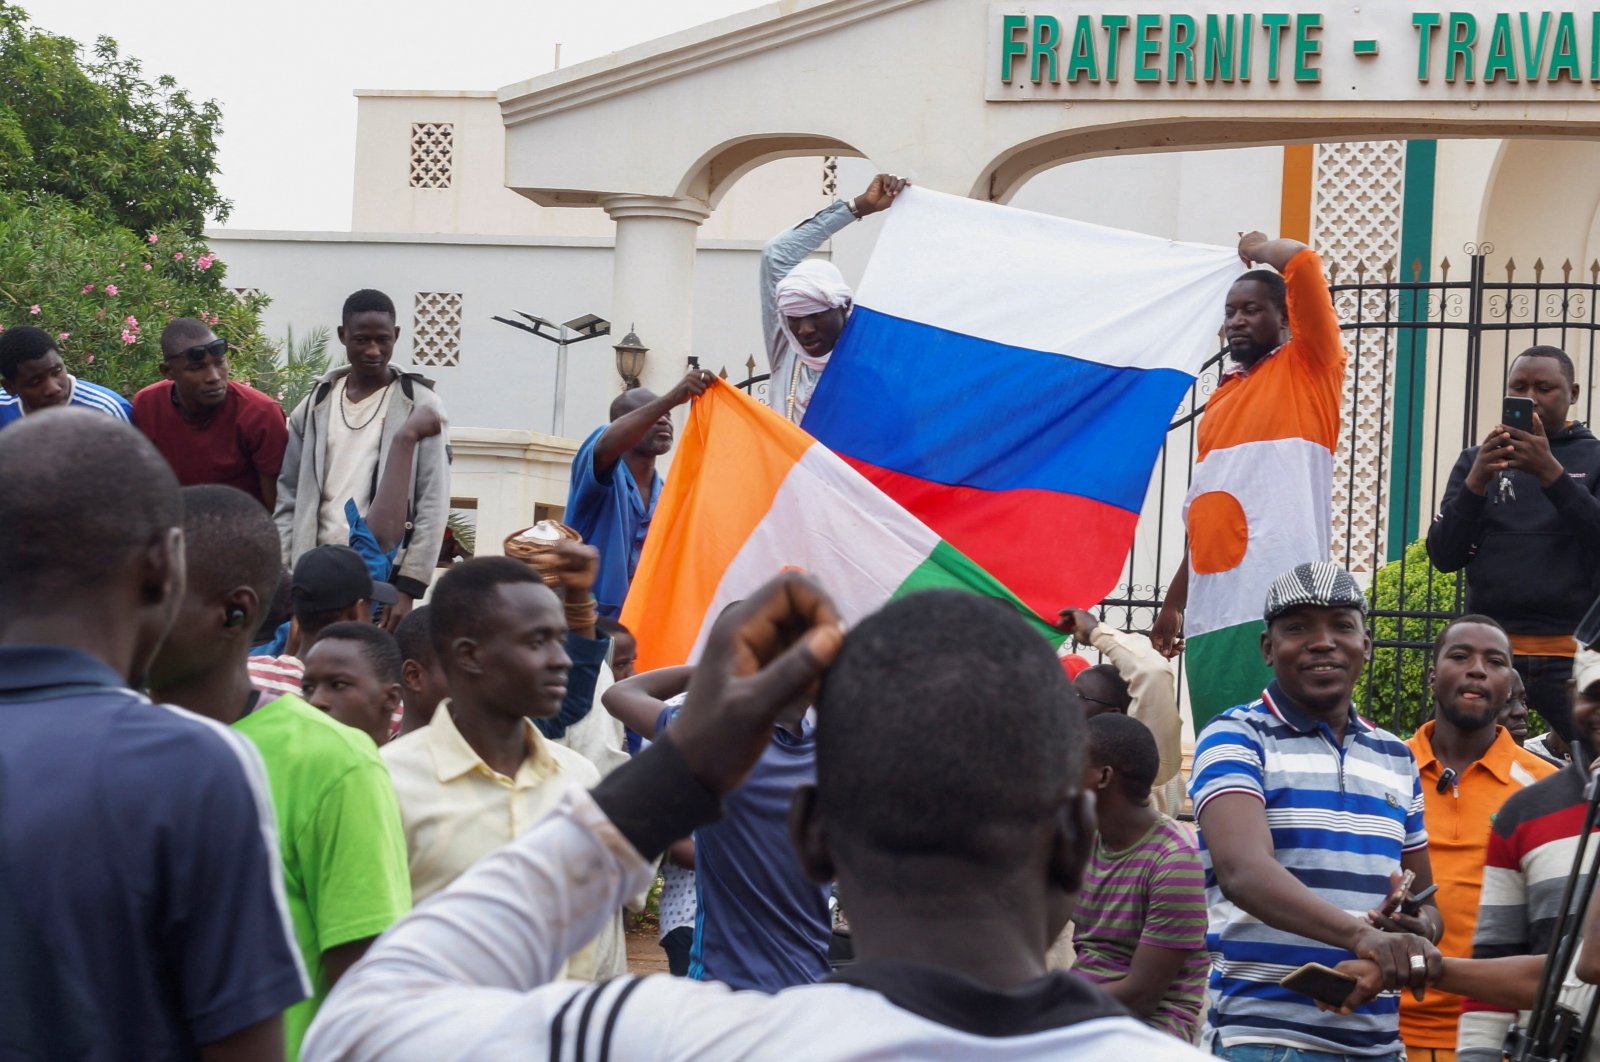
left=731, top=250, right=1600, bottom=735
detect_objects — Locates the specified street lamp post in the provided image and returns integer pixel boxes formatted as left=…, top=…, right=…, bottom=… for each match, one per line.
left=613, top=327, right=648, bottom=389
left=491, top=310, right=610, bottom=436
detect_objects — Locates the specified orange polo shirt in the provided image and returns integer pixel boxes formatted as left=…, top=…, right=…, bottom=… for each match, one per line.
left=1400, top=721, right=1557, bottom=1048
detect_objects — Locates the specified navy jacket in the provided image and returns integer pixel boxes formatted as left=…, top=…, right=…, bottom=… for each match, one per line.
left=1427, top=422, right=1600, bottom=635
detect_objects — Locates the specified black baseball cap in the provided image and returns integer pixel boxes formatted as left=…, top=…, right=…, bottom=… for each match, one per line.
left=291, top=545, right=398, bottom=611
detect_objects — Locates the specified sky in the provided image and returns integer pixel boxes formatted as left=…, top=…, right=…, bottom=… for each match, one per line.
left=25, top=0, right=758, bottom=231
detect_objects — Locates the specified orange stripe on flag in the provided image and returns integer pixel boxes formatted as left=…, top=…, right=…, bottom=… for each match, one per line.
left=620, top=380, right=814, bottom=672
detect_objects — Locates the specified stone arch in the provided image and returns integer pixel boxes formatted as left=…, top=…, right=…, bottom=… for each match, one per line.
left=676, top=133, right=867, bottom=209
left=1480, top=138, right=1600, bottom=273
left=974, top=117, right=1600, bottom=205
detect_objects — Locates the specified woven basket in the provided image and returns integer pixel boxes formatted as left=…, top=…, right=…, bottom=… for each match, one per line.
left=503, top=521, right=581, bottom=588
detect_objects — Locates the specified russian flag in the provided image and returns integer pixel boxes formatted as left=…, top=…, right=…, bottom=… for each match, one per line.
left=801, top=188, right=1240, bottom=617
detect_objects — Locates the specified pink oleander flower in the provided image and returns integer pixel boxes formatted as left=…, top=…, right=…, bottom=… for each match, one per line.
left=125, top=315, right=138, bottom=328
left=121, top=330, right=136, bottom=345
left=28, top=305, right=40, bottom=315
left=195, top=254, right=215, bottom=270
left=105, top=284, right=119, bottom=297
left=81, top=283, right=95, bottom=294
left=147, top=233, right=158, bottom=244
left=173, top=252, right=184, bottom=261
left=86, top=354, right=95, bottom=364
left=58, top=332, right=69, bottom=341
left=276, top=390, right=285, bottom=401
left=143, top=262, right=152, bottom=271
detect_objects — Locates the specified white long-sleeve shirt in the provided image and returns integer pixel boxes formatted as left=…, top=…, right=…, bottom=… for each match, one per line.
left=304, top=786, right=1208, bottom=1061
left=760, top=200, right=856, bottom=423
left=1087, top=625, right=1183, bottom=787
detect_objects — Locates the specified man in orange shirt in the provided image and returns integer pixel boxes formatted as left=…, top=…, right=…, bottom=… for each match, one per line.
left=1400, top=614, right=1556, bottom=1060
left=1150, top=232, right=1347, bottom=728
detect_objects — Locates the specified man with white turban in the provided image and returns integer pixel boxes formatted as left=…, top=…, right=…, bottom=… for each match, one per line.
left=760, top=173, right=907, bottom=423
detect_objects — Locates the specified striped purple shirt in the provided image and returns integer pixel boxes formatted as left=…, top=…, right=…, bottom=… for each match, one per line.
left=1068, top=814, right=1208, bottom=1041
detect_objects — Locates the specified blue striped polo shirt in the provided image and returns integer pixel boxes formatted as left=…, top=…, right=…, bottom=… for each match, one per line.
left=1190, top=681, right=1426, bottom=1056
left=0, top=374, right=132, bottom=428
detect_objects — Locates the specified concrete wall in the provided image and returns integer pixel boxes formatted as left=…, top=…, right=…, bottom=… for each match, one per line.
left=351, top=91, right=831, bottom=241
left=206, top=230, right=779, bottom=436
left=447, top=427, right=577, bottom=557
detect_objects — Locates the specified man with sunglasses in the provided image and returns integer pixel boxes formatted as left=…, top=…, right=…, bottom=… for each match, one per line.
left=133, top=317, right=288, bottom=508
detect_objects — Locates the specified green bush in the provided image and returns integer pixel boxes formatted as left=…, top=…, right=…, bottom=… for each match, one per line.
left=1356, top=538, right=1461, bottom=736
left=0, top=191, right=277, bottom=399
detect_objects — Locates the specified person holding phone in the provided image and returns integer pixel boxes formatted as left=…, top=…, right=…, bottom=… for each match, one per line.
left=1427, top=345, right=1600, bottom=744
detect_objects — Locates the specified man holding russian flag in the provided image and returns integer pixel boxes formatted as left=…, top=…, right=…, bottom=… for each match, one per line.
left=1152, top=230, right=1347, bottom=730
left=760, top=173, right=907, bottom=423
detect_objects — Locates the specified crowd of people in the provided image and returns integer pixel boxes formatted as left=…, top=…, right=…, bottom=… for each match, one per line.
left=4, top=175, right=1600, bottom=1062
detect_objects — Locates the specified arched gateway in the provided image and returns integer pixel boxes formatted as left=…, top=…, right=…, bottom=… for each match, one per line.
left=497, top=0, right=1600, bottom=397
left=495, top=0, right=1600, bottom=726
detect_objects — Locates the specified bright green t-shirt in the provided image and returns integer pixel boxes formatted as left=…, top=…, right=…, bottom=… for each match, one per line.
left=234, top=693, right=412, bottom=1059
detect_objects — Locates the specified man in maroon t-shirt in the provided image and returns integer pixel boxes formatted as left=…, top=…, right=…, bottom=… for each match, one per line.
left=133, top=318, right=288, bottom=508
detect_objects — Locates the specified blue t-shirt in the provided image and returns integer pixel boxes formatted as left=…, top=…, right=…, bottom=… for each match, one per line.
left=0, top=645, right=308, bottom=1058
left=0, top=375, right=132, bottom=428
left=565, top=425, right=660, bottom=620
left=657, top=705, right=831, bottom=992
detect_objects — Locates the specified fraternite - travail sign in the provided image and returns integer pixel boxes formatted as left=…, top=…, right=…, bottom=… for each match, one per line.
left=988, top=1, right=1600, bottom=100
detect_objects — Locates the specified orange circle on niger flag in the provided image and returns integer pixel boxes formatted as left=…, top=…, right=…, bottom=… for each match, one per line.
left=1189, top=490, right=1249, bottom=575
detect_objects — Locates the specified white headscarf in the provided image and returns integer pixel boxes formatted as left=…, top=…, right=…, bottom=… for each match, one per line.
left=775, top=260, right=854, bottom=370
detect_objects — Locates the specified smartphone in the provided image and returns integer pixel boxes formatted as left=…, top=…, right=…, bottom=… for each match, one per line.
left=1379, top=869, right=1416, bottom=918
left=1399, top=882, right=1439, bottom=917
left=1503, top=395, right=1536, bottom=433
left=1280, top=962, right=1358, bottom=1007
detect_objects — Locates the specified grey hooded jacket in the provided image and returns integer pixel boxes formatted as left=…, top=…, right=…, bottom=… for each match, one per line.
left=273, top=365, right=449, bottom=600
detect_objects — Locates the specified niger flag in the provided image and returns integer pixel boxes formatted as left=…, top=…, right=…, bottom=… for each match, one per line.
left=1183, top=249, right=1346, bottom=728
left=620, top=380, right=1063, bottom=672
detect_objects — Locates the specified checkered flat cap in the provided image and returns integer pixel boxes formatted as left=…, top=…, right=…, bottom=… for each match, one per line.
left=1263, top=561, right=1367, bottom=622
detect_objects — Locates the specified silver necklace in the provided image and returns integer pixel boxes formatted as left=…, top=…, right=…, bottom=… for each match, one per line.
left=340, top=377, right=392, bottom=431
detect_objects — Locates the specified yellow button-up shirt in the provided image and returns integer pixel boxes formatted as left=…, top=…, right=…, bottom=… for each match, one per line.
left=382, top=702, right=602, bottom=903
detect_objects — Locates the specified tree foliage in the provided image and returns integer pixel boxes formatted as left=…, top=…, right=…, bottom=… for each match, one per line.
left=0, top=7, right=323, bottom=407
left=0, top=3, right=229, bottom=235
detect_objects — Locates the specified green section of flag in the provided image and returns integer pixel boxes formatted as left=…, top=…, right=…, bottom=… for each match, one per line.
left=892, top=540, right=1067, bottom=648
left=1187, top=619, right=1272, bottom=730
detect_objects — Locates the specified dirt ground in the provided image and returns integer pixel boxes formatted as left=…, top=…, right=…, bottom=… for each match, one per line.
left=625, top=919, right=670, bottom=975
